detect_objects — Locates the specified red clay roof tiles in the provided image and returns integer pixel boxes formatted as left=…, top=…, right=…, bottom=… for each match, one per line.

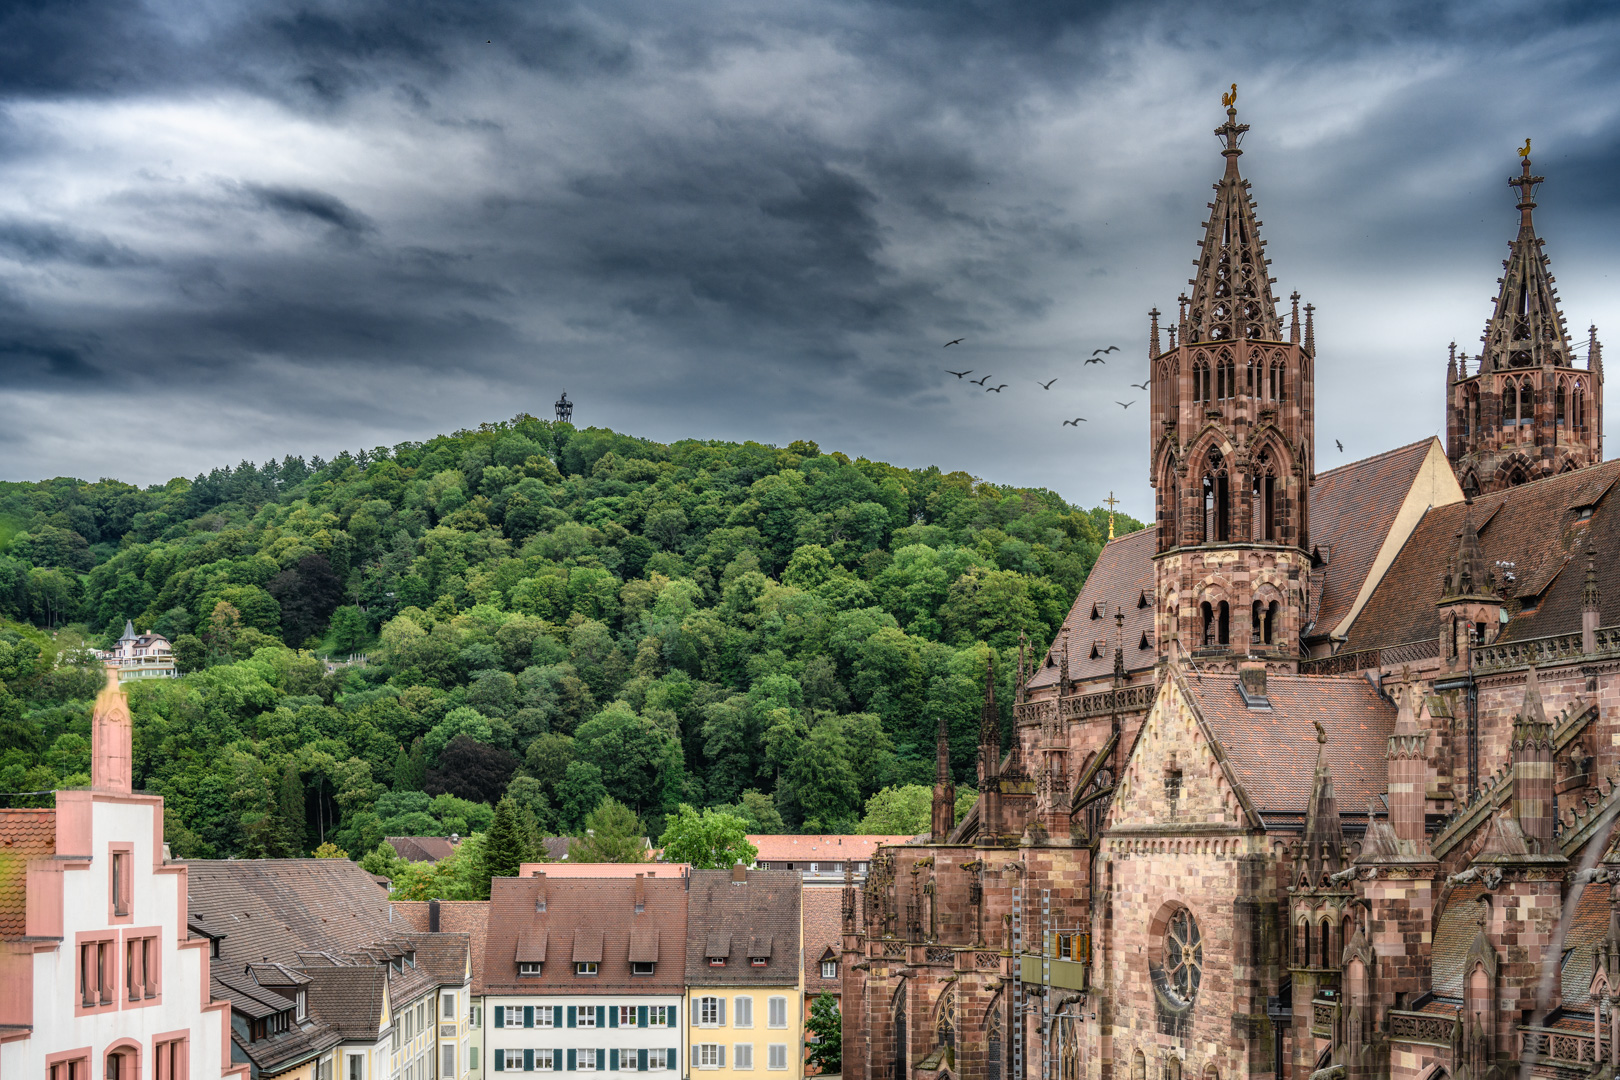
left=484, top=876, right=687, bottom=994
left=0, top=809, right=54, bottom=939
left=684, top=869, right=801, bottom=986
left=1028, top=526, right=1157, bottom=690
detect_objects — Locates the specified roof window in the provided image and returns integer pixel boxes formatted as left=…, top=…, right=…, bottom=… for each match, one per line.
left=519, top=962, right=543, bottom=977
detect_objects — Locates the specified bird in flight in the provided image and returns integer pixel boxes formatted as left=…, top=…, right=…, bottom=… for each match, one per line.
left=1130, top=380, right=1149, bottom=390
left=986, top=384, right=1008, bottom=393
left=1062, top=418, right=1087, bottom=426
left=970, top=375, right=991, bottom=386
left=1116, top=400, right=1134, bottom=409
left=1092, top=345, right=1119, bottom=356
left=1335, top=439, right=1344, bottom=452
left=944, top=338, right=965, bottom=347
left=946, top=370, right=972, bottom=378
left=1084, top=357, right=1106, bottom=365
left=1039, top=378, right=1058, bottom=390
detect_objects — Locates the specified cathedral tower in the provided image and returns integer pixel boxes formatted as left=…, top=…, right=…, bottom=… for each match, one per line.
left=1447, top=148, right=1603, bottom=493
left=1149, top=92, right=1314, bottom=671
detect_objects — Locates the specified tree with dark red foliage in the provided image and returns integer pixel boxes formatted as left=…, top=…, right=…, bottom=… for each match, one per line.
left=267, top=554, right=344, bottom=646
left=426, top=735, right=518, bottom=806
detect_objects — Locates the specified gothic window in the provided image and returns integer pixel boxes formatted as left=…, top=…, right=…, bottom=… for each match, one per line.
left=934, top=985, right=955, bottom=1052
left=1162, top=908, right=1203, bottom=1004
left=1200, top=449, right=1229, bottom=542
left=1520, top=380, right=1536, bottom=425
left=1192, top=358, right=1210, bottom=403
left=1502, top=379, right=1518, bottom=426
left=1573, top=379, right=1586, bottom=430
left=1269, top=360, right=1284, bottom=401
left=986, top=1001, right=1003, bottom=1080
left=1201, top=602, right=1216, bottom=647
left=892, top=983, right=907, bottom=1080
left=1244, top=357, right=1257, bottom=396
left=1216, top=356, right=1235, bottom=400
left=1299, top=920, right=1312, bottom=967
left=1215, top=602, right=1229, bottom=645
left=1251, top=451, right=1276, bottom=541
left=1162, top=1056, right=1182, bottom=1080
left=1319, top=920, right=1331, bottom=968
left=1133, top=1051, right=1147, bottom=1080
left=1556, top=378, right=1568, bottom=426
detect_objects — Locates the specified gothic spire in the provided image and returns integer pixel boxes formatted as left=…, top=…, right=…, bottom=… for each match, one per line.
left=1301, top=729, right=1346, bottom=883
left=1480, top=149, right=1572, bottom=372
left=1184, top=91, right=1281, bottom=345
left=934, top=711, right=951, bottom=786
left=978, top=654, right=999, bottom=752
left=1444, top=511, right=1492, bottom=599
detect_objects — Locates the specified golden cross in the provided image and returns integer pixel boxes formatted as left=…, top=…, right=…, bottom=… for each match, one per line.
left=1104, top=491, right=1119, bottom=541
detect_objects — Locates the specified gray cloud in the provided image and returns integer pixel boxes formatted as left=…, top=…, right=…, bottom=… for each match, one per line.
left=1, top=0, right=1619, bottom=520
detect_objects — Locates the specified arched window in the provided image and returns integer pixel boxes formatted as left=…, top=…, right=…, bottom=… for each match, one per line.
left=1251, top=450, right=1277, bottom=541
left=1574, top=379, right=1586, bottom=430
left=1201, top=449, right=1229, bottom=542
left=1133, top=1051, right=1147, bottom=1080
left=1251, top=600, right=1278, bottom=646
left=1193, top=359, right=1211, bottom=404
left=1298, top=920, right=1311, bottom=967
left=1217, top=601, right=1230, bottom=645
left=1245, top=357, right=1258, bottom=396
left=1201, top=602, right=1216, bottom=648
left=1265, top=601, right=1279, bottom=645
left=1521, top=379, right=1536, bottom=425
left=1319, top=920, right=1331, bottom=968
left=1217, top=356, right=1235, bottom=400
left=1269, top=361, right=1284, bottom=401
left=892, top=982, right=908, bottom=1080
left=1556, top=378, right=1568, bottom=426
left=1503, top=379, right=1518, bottom=426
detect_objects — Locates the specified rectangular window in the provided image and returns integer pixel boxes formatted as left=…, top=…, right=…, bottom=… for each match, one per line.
left=734, top=997, right=752, bottom=1028
left=536, top=1006, right=556, bottom=1027
left=520, top=963, right=544, bottom=977
left=443, top=992, right=457, bottom=1019
left=632, top=961, right=655, bottom=976
left=576, top=961, right=599, bottom=976
left=535, top=1050, right=556, bottom=1070
left=620, top=1048, right=640, bottom=1071
left=578, top=1006, right=597, bottom=1028
left=648, top=1006, right=670, bottom=1028
left=647, top=1050, right=668, bottom=1071
left=111, top=851, right=128, bottom=916
left=578, top=1051, right=597, bottom=1071
left=470, top=1047, right=480, bottom=1071
left=699, top=997, right=720, bottom=1026
left=768, top=1045, right=787, bottom=1070
left=155, top=1040, right=188, bottom=1080
left=821, top=961, right=838, bottom=980
left=442, top=1046, right=455, bottom=1076
left=472, top=1005, right=482, bottom=1027
left=619, top=1006, right=636, bottom=1027
left=697, top=1045, right=721, bottom=1069
left=708, top=956, right=726, bottom=967
left=768, top=998, right=787, bottom=1029
left=348, top=1053, right=365, bottom=1080
left=501, top=1050, right=526, bottom=1071
left=734, top=1045, right=754, bottom=1070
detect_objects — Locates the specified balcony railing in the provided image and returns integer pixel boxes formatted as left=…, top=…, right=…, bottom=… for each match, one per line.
left=1298, top=639, right=1438, bottom=677
left=1520, top=1025, right=1602, bottom=1068
left=1015, top=683, right=1155, bottom=726
left=1388, top=1010, right=1457, bottom=1048
left=1310, top=999, right=1336, bottom=1039
left=1472, top=625, right=1620, bottom=674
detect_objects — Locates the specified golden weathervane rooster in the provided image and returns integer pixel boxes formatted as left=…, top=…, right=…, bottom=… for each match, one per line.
left=1518, top=138, right=1531, bottom=159
left=1221, top=83, right=1237, bottom=108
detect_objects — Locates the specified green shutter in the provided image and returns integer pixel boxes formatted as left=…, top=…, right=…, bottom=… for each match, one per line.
left=568, top=1049, right=577, bottom=1071
left=611, top=1051, right=620, bottom=1071
left=609, top=1007, right=618, bottom=1029
left=525, top=1006, right=535, bottom=1029
left=568, top=1006, right=577, bottom=1028
left=596, top=1006, right=605, bottom=1028
left=555, top=1005, right=565, bottom=1028
left=639, top=1049, right=648, bottom=1072
left=495, top=1050, right=505, bottom=1072
left=669, top=1048, right=677, bottom=1071
left=670, top=1005, right=677, bottom=1028
left=526, top=1049, right=535, bottom=1072
left=597, top=1049, right=605, bottom=1072
left=495, top=1005, right=505, bottom=1029
left=638, top=1006, right=648, bottom=1028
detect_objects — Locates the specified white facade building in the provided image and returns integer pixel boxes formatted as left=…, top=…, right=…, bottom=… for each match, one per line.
left=0, top=668, right=236, bottom=1079
left=99, top=621, right=178, bottom=681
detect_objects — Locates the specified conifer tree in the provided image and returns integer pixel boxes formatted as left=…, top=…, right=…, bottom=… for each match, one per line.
left=276, top=761, right=306, bottom=857
left=570, top=797, right=645, bottom=863
left=481, top=797, right=530, bottom=892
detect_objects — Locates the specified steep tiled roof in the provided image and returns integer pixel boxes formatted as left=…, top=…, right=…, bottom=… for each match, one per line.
left=749, top=835, right=908, bottom=864
left=303, top=966, right=388, bottom=1038
left=1431, top=885, right=1487, bottom=998
left=1557, top=882, right=1610, bottom=1008
left=484, top=875, right=687, bottom=994
left=802, top=887, right=848, bottom=997
left=386, top=836, right=459, bottom=863
left=516, top=861, right=690, bottom=878
left=1345, top=458, right=1620, bottom=652
left=684, top=869, right=801, bottom=985
left=185, top=859, right=396, bottom=964
left=1183, top=672, right=1395, bottom=819
left=1308, top=439, right=1439, bottom=638
left=0, top=809, right=55, bottom=939
left=1028, top=526, right=1157, bottom=690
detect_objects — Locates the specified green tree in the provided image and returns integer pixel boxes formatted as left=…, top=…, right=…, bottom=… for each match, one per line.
left=393, top=737, right=427, bottom=791
left=328, top=606, right=370, bottom=655
left=276, top=760, right=306, bottom=856
left=481, top=797, right=531, bottom=890
left=570, top=797, right=644, bottom=862
left=856, top=784, right=933, bottom=835
left=657, top=805, right=758, bottom=869
left=805, top=992, right=841, bottom=1073
left=556, top=760, right=608, bottom=832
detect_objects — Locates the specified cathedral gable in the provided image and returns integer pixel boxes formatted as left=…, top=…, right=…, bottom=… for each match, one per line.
left=1106, top=673, right=1256, bottom=834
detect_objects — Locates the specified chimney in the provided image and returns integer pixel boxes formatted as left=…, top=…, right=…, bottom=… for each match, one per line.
left=534, top=872, right=547, bottom=913
left=92, top=667, right=133, bottom=795
left=731, top=862, right=747, bottom=883
left=428, top=898, right=441, bottom=932
left=634, top=873, right=646, bottom=913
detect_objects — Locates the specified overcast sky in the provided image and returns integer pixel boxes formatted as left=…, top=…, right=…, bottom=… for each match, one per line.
left=2, top=0, right=1618, bottom=519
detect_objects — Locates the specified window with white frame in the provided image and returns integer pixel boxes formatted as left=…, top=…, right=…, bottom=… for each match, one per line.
left=500, top=1050, right=525, bottom=1071
left=442, top=991, right=456, bottom=1019
left=698, top=996, right=721, bottom=1026
left=534, top=1050, right=556, bottom=1070
left=578, top=1050, right=597, bottom=1071
left=632, top=961, right=656, bottom=976
left=576, top=961, right=599, bottom=976
left=768, top=997, right=787, bottom=1028
left=620, top=1048, right=640, bottom=1070
left=519, top=962, right=543, bottom=977
left=733, top=996, right=753, bottom=1028
left=648, top=1005, right=671, bottom=1028
left=768, top=1045, right=788, bottom=1070
left=537, top=1007, right=556, bottom=1027
left=734, top=1044, right=754, bottom=1070
left=619, top=1006, right=636, bottom=1027
left=821, top=960, right=838, bottom=980
left=347, top=1054, right=364, bottom=1080
left=647, top=1050, right=670, bottom=1070
left=442, top=1045, right=455, bottom=1076
left=578, top=1006, right=597, bottom=1028
left=697, top=1045, right=722, bottom=1069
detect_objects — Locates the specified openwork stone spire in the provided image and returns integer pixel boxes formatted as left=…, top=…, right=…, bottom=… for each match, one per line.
left=1183, top=96, right=1281, bottom=344
left=1480, top=152, right=1571, bottom=373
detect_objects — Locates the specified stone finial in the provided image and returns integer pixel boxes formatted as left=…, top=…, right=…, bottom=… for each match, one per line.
left=1149, top=307, right=1161, bottom=359
left=92, top=666, right=134, bottom=795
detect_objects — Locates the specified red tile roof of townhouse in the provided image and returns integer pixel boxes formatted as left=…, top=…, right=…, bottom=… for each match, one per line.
left=516, top=862, right=692, bottom=878
left=748, top=835, right=915, bottom=864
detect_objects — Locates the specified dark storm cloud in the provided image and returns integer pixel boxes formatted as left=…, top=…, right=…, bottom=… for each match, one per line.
left=2, top=0, right=1619, bottom=515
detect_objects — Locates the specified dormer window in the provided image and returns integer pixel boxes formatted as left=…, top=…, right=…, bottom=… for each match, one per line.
left=750, top=957, right=767, bottom=968
left=519, top=962, right=543, bottom=977
left=295, top=989, right=307, bottom=1022
left=632, top=961, right=655, bottom=976
left=709, top=957, right=726, bottom=967
left=575, top=961, right=599, bottom=976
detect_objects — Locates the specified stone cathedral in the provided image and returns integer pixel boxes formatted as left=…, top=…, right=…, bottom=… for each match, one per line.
left=839, top=97, right=1619, bottom=1080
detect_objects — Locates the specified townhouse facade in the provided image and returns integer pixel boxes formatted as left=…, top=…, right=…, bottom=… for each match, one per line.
left=185, top=858, right=473, bottom=1080
left=482, top=874, right=687, bottom=1077
left=0, top=668, right=235, bottom=1079
left=684, top=868, right=803, bottom=1080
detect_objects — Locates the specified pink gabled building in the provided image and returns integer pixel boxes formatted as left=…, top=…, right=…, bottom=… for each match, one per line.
left=0, top=669, right=236, bottom=1080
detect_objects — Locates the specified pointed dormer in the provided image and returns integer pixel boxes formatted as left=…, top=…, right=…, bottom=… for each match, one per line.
left=1448, top=146, right=1603, bottom=492
left=1150, top=86, right=1314, bottom=674
left=1437, top=510, right=1502, bottom=668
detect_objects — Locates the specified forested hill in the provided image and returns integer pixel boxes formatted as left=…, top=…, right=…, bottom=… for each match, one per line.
left=0, top=416, right=1143, bottom=859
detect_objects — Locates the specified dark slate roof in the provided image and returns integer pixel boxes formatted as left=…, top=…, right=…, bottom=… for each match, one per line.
left=1346, top=457, right=1620, bottom=653
left=1182, top=672, right=1395, bottom=819
left=484, top=875, right=687, bottom=994
left=802, top=887, right=848, bottom=997
left=303, top=966, right=388, bottom=1038
left=1308, top=439, right=1438, bottom=638
left=684, top=869, right=801, bottom=985
left=386, top=836, right=459, bottom=863
left=0, top=809, right=55, bottom=939
left=1028, top=526, right=1158, bottom=690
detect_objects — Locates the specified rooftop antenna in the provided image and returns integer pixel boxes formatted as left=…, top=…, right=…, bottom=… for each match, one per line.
left=554, top=390, right=573, bottom=424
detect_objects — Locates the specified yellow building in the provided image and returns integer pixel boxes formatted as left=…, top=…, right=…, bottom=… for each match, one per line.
left=684, top=868, right=804, bottom=1080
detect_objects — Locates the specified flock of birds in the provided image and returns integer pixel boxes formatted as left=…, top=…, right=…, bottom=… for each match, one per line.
left=943, top=339, right=1138, bottom=426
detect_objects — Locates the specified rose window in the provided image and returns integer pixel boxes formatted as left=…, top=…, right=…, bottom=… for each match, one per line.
left=1164, top=909, right=1203, bottom=1003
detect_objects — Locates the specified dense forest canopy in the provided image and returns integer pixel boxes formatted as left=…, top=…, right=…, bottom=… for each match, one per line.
left=0, top=416, right=1142, bottom=861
